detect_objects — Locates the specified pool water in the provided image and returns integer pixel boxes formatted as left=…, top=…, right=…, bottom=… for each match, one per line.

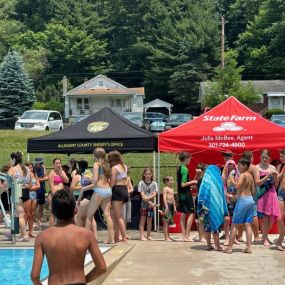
left=0, top=248, right=48, bottom=285
left=0, top=246, right=110, bottom=285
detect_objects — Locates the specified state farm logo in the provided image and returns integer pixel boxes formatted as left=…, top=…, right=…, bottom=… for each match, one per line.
left=213, top=122, right=243, bottom=132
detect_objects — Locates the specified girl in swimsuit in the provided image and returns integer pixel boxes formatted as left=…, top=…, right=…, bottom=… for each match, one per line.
left=276, top=149, right=285, bottom=250
left=70, top=160, right=96, bottom=235
left=48, top=158, right=69, bottom=226
left=108, top=150, right=128, bottom=243
left=8, top=151, right=31, bottom=242
left=253, top=149, right=284, bottom=249
left=25, top=162, right=40, bottom=238
left=85, top=148, right=114, bottom=243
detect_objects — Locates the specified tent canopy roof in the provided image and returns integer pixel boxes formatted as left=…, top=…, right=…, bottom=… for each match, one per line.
left=27, top=107, right=157, bottom=154
left=159, top=96, right=285, bottom=165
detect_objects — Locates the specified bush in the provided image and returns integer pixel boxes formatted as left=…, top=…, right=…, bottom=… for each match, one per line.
left=45, top=100, right=63, bottom=113
left=263, top=109, right=285, bottom=119
left=32, top=100, right=63, bottom=114
left=33, top=101, right=46, bottom=110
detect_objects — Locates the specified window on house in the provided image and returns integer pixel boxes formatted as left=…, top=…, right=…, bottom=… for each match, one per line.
left=77, top=98, right=82, bottom=109
left=84, top=98, right=89, bottom=109
left=98, top=81, right=104, bottom=87
left=116, top=99, right=122, bottom=107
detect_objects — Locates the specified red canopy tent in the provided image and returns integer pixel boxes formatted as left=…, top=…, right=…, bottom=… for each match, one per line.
left=159, top=96, right=285, bottom=168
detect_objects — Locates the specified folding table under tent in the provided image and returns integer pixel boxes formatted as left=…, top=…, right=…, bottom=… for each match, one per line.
left=158, top=96, right=285, bottom=167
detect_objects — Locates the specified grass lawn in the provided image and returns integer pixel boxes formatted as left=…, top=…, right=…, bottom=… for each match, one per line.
left=0, top=130, right=179, bottom=187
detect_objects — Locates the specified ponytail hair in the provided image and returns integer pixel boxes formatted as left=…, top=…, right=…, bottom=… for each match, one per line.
left=11, top=151, right=27, bottom=176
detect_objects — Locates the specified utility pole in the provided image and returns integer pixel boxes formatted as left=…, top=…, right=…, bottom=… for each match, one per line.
left=221, top=16, right=225, bottom=69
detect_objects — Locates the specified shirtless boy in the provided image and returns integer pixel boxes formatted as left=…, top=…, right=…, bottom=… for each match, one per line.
left=161, top=176, right=177, bottom=241
left=225, top=158, right=255, bottom=254
left=31, top=190, right=106, bottom=285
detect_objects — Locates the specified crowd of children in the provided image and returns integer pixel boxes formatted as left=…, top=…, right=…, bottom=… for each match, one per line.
left=1, top=148, right=285, bottom=255
left=158, top=149, right=285, bottom=254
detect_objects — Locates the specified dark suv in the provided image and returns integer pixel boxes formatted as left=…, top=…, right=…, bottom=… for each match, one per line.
left=0, top=108, right=17, bottom=129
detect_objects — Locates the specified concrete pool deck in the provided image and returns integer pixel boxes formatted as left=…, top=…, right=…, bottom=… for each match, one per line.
left=1, top=226, right=285, bottom=285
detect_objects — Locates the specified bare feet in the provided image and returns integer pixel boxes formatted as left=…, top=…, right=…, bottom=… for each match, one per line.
left=193, top=236, right=204, bottom=242
left=165, top=238, right=173, bottom=242
left=224, top=248, right=233, bottom=254
left=243, top=247, right=253, bottom=254
left=234, top=239, right=241, bottom=245
left=104, top=239, right=115, bottom=244
left=262, top=235, right=272, bottom=246
left=214, top=245, right=224, bottom=251
left=263, top=239, right=271, bottom=248
left=140, top=236, right=147, bottom=241
left=116, top=239, right=128, bottom=244
left=147, top=236, right=154, bottom=241
left=224, top=239, right=229, bottom=246
left=206, top=246, right=215, bottom=251
left=126, top=234, right=132, bottom=240
left=183, top=238, right=192, bottom=242
left=29, top=233, right=36, bottom=238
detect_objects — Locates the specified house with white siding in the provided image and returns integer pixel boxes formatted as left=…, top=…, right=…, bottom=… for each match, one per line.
left=63, top=74, right=144, bottom=121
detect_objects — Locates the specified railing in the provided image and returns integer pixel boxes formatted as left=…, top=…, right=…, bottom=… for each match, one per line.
left=0, top=173, right=19, bottom=244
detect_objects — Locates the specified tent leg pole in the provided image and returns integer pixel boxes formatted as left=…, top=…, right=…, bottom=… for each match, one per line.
left=153, top=151, right=157, bottom=232
left=157, top=151, right=160, bottom=232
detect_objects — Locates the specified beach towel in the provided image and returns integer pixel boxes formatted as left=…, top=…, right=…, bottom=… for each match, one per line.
left=197, top=165, right=228, bottom=232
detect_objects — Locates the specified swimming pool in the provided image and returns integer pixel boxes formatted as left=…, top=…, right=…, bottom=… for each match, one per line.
left=0, top=246, right=110, bottom=285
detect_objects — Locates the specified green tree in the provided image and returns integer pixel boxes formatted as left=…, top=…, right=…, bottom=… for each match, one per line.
left=0, top=0, right=26, bottom=58
left=237, top=0, right=285, bottom=79
left=143, top=0, right=220, bottom=111
left=204, top=50, right=261, bottom=107
left=0, top=51, right=35, bottom=115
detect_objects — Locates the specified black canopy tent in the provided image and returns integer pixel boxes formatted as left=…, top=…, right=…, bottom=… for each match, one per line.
left=27, top=107, right=157, bottom=154
left=27, top=107, right=159, bottom=230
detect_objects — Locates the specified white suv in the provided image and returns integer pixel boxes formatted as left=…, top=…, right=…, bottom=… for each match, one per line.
left=14, top=110, right=63, bottom=131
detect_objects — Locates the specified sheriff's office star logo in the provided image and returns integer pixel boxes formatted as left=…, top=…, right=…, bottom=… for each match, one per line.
left=87, top=121, right=109, bottom=133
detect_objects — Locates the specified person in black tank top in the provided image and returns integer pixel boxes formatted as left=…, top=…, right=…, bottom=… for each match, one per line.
left=34, top=158, right=48, bottom=227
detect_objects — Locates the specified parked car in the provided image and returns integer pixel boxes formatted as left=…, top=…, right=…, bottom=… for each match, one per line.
left=120, top=112, right=144, bottom=128
left=270, top=114, right=285, bottom=127
left=144, top=112, right=168, bottom=123
left=70, top=115, right=89, bottom=125
left=0, top=108, right=17, bottom=129
left=150, top=121, right=166, bottom=132
left=15, top=110, right=63, bottom=131
left=164, top=113, right=193, bottom=130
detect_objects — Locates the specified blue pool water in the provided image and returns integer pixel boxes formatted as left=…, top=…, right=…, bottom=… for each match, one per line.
left=0, top=246, right=110, bottom=285
left=0, top=248, right=48, bottom=285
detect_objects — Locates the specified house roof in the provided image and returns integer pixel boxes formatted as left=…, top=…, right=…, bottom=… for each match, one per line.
left=64, top=74, right=144, bottom=97
left=68, top=87, right=134, bottom=96
left=144, top=99, right=173, bottom=109
left=129, top=87, right=145, bottom=95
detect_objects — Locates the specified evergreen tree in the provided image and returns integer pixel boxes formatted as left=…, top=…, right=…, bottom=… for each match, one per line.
left=0, top=51, right=35, bottom=115
left=143, top=0, right=220, bottom=112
